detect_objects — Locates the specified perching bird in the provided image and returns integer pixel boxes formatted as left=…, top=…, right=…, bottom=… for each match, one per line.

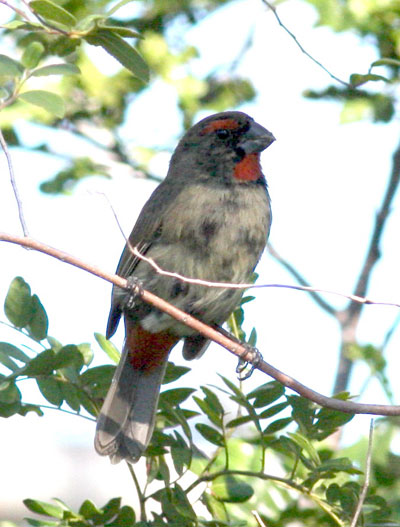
left=95, top=111, right=275, bottom=463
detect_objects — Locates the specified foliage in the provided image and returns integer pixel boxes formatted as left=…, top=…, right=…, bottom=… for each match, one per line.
left=0, top=276, right=399, bottom=526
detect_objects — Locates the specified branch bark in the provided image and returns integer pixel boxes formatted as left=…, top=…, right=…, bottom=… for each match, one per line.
left=2, top=231, right=400, bottom=416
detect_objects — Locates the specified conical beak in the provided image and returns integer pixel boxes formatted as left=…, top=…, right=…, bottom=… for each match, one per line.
left=239, top=121, right=276, bottom=154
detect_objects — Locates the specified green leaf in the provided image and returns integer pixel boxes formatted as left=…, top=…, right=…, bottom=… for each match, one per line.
left=107, top=505, right=135, bottom=526
left=28, top=294, right=48, bottom=341
left=99, top=25, right=142, bottom=39
left=85, top=29, right=149, bottom=82
left=0, top=351, right=19, bottom=372
left=101, top=497, right=122, bottom=521
left=0, top=342, right=30, bottom=363
left=263, top=417, right=292, bottom=435
left=0, top=54, right=24, bottom=77
left=288, top=432, right=320, bottom=467
left=79, top=499, right=101, bottom=519
left=371, top=58, right=400, bottom=68
left=350, top=73, right=388, bottom=87
left=22, top=42, right=45, bottom=69
left=195, top=423, right=225, bottom=446
left=18, top=90, right=65, bottom=118
left=163, top=362, right=190, bottom=384
left=32, top=63, right=81, bottom=77
left=37, top=377, right=63, bottom=406
left=193, top=396, right=221, bottom=428
left=79, top=365, right=114, bottom=398
left=61, top=382, right=81, bottom=411
left=24, top=349, right=57, bottom=376
left=23, top=499, right=64, bottom=518
left=4, top=276, right=32, bottom=328
left=94, top=333, right=120, bottom=364
left=19, top=403, right=44, bottom=416
left=259, top=401, right=289, bottom=419
left=226, top=414, right=253, bottom=428
left=0, top=379, right=21, bottom=416
left=212, top=476, right=254, bottom=503
left=159, top=387, right=195, bottom=406
left=30, top=0, right=77, bottom=28
left=247, top=381, right=285, bottom=408
left=54, top=345, right=84, bottom=371
left=107, top=0, right=137, bottom=16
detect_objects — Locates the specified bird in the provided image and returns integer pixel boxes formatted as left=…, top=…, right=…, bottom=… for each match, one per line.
left=94, top=111, right=275, bottom=463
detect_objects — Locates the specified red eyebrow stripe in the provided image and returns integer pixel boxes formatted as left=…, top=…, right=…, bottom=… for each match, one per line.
left=200, top=118, right=240, bottom=135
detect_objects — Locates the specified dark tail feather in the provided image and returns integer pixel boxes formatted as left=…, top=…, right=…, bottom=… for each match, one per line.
left=94, top=325, right=177, bottom=464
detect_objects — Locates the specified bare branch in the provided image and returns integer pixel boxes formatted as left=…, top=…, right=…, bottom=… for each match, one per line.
left=2, top=231, right=400, bottom=416
left=0, top=129, right=29, bottom=236
left=261, top=0, right=350, bottom=87
left=0, top=0, right=30, bottom=20
left=350, top=419, right=374, bottom=527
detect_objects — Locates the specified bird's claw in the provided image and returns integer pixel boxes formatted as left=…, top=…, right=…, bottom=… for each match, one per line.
left=236, top=345, right=263, bottom=381
left=123, top=276, right=143, bottom=310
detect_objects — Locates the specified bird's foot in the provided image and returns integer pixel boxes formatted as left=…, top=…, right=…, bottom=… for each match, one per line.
left=123, top=276, right=144, bottom=310
left=236, top=344, right=263, bottom=381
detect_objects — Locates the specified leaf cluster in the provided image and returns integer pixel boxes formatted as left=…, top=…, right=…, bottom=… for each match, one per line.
left=1, top=277, right=398, bottom=526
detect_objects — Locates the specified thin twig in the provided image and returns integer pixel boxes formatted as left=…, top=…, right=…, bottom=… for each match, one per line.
left=350, top=419, right=374, bottom=527
left=0, top=129, right=29, bottom=236
left=0, top=0, right=30, bottom=20
left=126, top=463, right=147, bottom=522
left=261, top=0, right=350, bottom=87
left=2, top=232, right=400, bottom=416
left=267, top=243, right=337, bottom=315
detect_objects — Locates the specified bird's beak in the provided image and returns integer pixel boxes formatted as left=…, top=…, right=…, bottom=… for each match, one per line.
left=240, top=121, right=276, bottom=154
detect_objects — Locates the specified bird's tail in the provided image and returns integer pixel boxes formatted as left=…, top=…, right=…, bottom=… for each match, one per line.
left=94, top=323, right=178, bottom=464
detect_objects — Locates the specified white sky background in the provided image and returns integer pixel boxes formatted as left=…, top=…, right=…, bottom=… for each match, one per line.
left=1, top=0, right=400, bottom=521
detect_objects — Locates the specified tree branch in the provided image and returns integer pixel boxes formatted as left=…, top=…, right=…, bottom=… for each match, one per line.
left=261, top=0, right=350, bottom=87
left=2, top=231, right=400, bottom=416
left=0, top=129, right=29, bottom=236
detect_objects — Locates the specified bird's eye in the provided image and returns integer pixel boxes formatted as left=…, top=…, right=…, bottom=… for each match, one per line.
left=215, top=129, right=230, bottom=139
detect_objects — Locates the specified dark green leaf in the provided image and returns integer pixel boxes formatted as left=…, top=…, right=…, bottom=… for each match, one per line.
left=19, top=403, right=44, bottom=416
left=61, top=382, right=81, bottom=411
left=79, top=365, right=114, bottom=398
left=23, top=499, right=64, bottom=518
left=0, top=379, right=21, bottom=416
left=202, top=386, right=224, bottom=415
left=193, top=396, right=222, bottom=428
left=212, top=476, right=254, bottom=503
left=226, top=415, right=253, bottom=428
left=163, top=362, right=190, bottom=384
left=22, top=42, right=45, bottom=69
left=30, top=0, right=77, bottom=27
left=0, top=351, right=19, bottom=371
left=247, top=381, right=285, bottom=408
left=0, top=342, right=30, bottom=363
left=4, top=276, right=32, bottom=328
left=37, top=377, right=63, bottom=406
left=107, top=505, right=135, bottom=526
left=263, top=417, right=292, bottom=435
left=18, top=90, right=65, bottom=118
left=101, top=497, right=121, bottom=521
left=94, top=332, right=120, bottom=364
left=159, top=387, right=195, bottom=407
left=0, top=54, right=24, bottom=76
left=54, top=345, right=84, bottom=371
left=371, top=58, right=400, bottom=68
left=78, top=499, right=101, bottom=519
left=28, top=294, right=48, bottom=341
left=85, top=29, right=149, bottom=82
left=32, top=63, right=80, bottom=77
left=259, top=401, right=289, bottom=419
left=24, top=349, right=57, bottom=376
left=195, top=423, right=225, bottom=446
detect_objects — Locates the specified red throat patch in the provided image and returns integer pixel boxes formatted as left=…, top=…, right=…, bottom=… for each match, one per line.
left=233, top=153, right=262, bottom=181
left=126, top=322, right=179, bottom=372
